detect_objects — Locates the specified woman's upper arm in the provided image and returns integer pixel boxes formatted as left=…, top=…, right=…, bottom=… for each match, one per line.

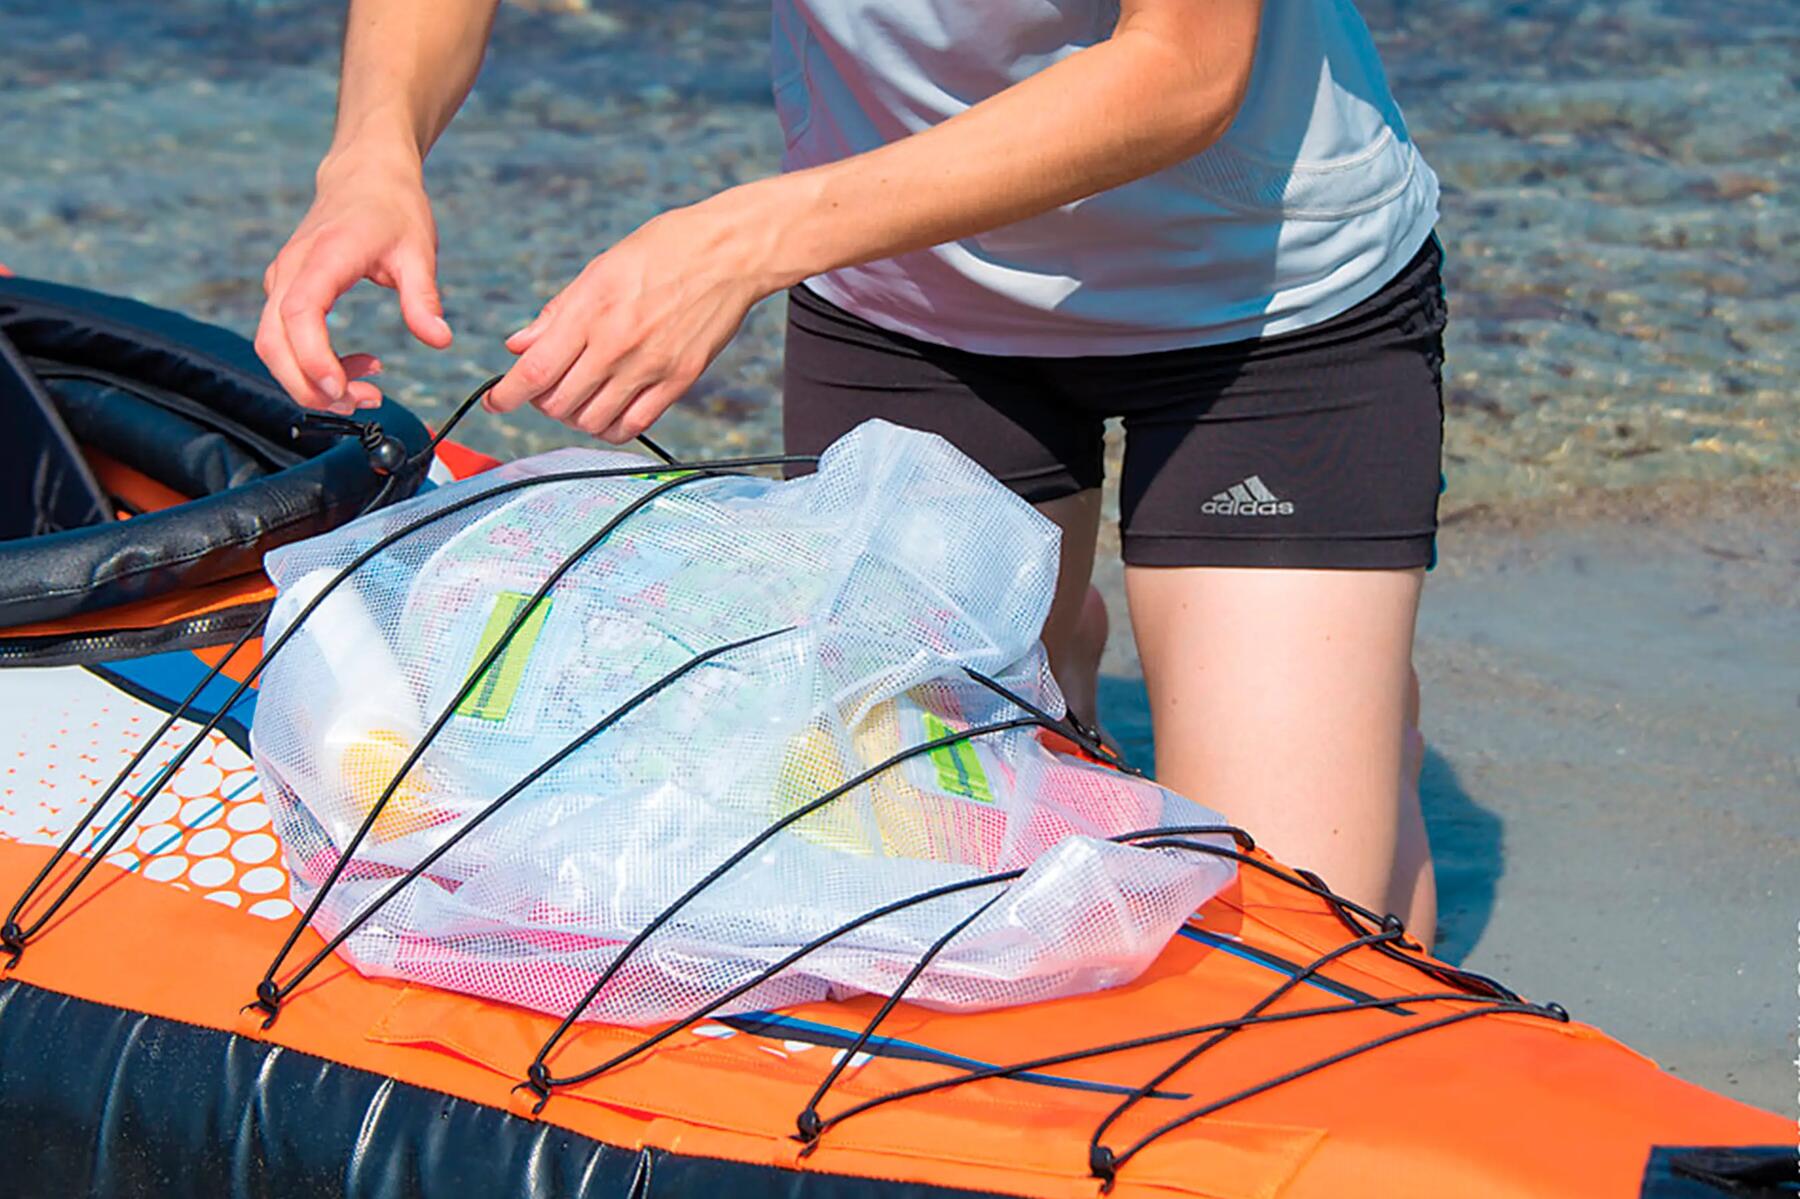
left=1115, top=0, right=1264, bottom=111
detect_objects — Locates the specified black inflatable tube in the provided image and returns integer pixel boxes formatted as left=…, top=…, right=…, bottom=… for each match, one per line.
left=0, top=980, right=1006, bottom=1199
left=0, top=276, right=431, bottom=627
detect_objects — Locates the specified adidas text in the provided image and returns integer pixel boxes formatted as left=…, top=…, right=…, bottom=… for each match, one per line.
left=1201, top=475, right=1295, bottom=517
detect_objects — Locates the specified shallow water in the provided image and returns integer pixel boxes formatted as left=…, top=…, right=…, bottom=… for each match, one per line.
left=1, top=0, right=1794, bottom=500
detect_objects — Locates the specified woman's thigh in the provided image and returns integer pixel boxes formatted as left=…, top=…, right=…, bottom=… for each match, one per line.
left=1127, top=563, right=1424, bottom=909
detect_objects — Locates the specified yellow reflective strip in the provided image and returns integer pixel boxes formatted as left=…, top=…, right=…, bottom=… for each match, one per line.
left=920, top=710, right=994, bottom=804
left=455, top=591, right=552, bottom=722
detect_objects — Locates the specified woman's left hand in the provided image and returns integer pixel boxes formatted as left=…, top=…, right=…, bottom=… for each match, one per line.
left=485, top=189, right=781, bottom=443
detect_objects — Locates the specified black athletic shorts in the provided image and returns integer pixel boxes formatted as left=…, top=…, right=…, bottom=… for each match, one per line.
left=783, top=236, right=1447, bottom=570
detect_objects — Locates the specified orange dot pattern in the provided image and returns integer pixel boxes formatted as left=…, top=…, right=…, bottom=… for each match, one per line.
left=0, top=668, right=295, bottom=921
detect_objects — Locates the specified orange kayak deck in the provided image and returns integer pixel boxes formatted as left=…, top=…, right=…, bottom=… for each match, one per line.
left=0, top=834, right=1783, bottom=1199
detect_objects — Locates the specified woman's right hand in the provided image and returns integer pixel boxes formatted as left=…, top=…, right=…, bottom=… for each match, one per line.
left=256, top=154, right=454, bottom=412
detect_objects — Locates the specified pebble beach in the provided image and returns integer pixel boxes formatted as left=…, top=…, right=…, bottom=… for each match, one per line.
left=1, top=0, right=1794, bottom=1113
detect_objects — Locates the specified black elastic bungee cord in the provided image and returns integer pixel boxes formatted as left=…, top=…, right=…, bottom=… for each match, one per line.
left=526, top=823, right=1245, bottom=1113
left=2, top=373, right=816, bottom=965
left=568, top=871, right=1029, bottom=1089
left=793, top=888, right=1012, bottom=1146
left=1092, top=1001, right=1560, bottom=1188
left=561, top=824, right=1251, bottom=1092
left=1085, top=924, right=1408, bottom=1172
left=787, top=829, right=1246, bottom=1145
left=804, top=990, right=1500, bottom=1136
left=1293, top=863, right=1521, bottom=1004
left=561, top=820, right=1252, bottom=1080
left=251, top=468, right=734, bottom=1023
left=520, top=712, right=1048, bottom=1105
left=962, top=667, right=1139, bottom=777
left=783, top=831, right=1566, bottom=1185
left=1, top=377, right=497, bottom=965
left=1124, top=836, right=1519, bottom=1005
left=633, top=433, right=680, bottom=467
left=1132, top=835, right=1512, bottom=1000
left=253, top=625, right=797, bottom=1016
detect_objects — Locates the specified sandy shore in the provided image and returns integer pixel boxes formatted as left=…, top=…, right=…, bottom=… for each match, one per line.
left=1090, top=475, right=1798, bottom=1113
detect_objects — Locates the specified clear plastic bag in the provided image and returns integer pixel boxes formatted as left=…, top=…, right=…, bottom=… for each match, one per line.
left=252, top=421, right=1235, bottom=1025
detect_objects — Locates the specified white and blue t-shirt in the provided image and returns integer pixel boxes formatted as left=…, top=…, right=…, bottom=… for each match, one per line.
left=772, top=0, right=1439, bottom=356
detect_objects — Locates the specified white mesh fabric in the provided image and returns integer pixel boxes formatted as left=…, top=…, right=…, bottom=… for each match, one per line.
left=252, top=421, right=1236, bottom=1026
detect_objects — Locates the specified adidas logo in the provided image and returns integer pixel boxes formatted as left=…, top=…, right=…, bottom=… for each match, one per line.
left=1201, top=475, right=1295, bottom=517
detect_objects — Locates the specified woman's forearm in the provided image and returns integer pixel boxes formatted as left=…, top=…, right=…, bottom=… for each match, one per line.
left=321, top=0, right=501, bottom=182
left=740, top=0, right=1263, bottom=291
left=480, top=0, right=1264, bottom=438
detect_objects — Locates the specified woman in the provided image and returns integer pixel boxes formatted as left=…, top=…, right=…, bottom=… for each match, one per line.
left=259, top=0, right=1442, bottom=940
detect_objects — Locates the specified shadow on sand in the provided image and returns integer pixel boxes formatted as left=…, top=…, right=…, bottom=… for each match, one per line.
left=1417, top=748, right=1502, bottom=964
left=1097, top=673, right=1504, bottom=964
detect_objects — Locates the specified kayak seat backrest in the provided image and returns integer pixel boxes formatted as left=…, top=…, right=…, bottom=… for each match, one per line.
left=0, top=276, right=432, bottom=629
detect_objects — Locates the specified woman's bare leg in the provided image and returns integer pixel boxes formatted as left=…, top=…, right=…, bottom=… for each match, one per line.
left=1126, top=565, right=1435, bottom=941
left=1389, top=668, right=1437, bottom=938
left=1032, top=489, right=1106, bottom=726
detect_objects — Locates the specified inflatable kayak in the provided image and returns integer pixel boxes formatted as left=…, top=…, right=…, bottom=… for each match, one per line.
left=0, top=275, right=1788, bottom=1199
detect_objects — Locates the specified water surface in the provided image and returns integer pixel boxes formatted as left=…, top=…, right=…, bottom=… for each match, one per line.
left=1, top=0, right=1792, bottom=500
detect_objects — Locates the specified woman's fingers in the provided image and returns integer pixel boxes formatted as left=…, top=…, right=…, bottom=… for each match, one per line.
left=505, top=297, right=560, bottom=354
left=258, top=239, right=370, bottom=410
left=281, top=258, right=364, bottom=404
left=486, top=315, right=587, bottom=413
left=340, top=352, right=382, bottom=378
left=341, top=353, right=384, bottom=410
left=568, top=370, right=650, bottom=439
left=504, top=316, right=544, bottom=353
left=345, top=380, right=385, bottom=408
left=598, top=379, right=681, bottom=445
left=257, top=285, right=353, bottom=413
left=253, top=298, right=322, bottom=412
left=533, top=347, right=616, bottom=423
left=393, top=248, right=454, bottom=349
left=486, top=201, right=764, bottom=439
left=254, top=170, right=450, bottom=411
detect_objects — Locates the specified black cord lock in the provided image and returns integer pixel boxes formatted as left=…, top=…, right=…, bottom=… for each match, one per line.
left=1088, top=1143, right=1118, bottom=1187
left=291, top=412, right=410, bottom=476
left=511, top=1062, right=554, bottom=1115
left=243, top=979, right=283, bottom=1030
left=1, top=919, right=25, bottom=969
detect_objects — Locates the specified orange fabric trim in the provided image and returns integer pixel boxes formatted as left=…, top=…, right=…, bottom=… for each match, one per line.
left=433, top=440, right=501, bottom=479
left=85, top=447, right=191, bottom=515
left=0, top=572, right=273, bottom=640
left=191, top=635, right=264, bottom=682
